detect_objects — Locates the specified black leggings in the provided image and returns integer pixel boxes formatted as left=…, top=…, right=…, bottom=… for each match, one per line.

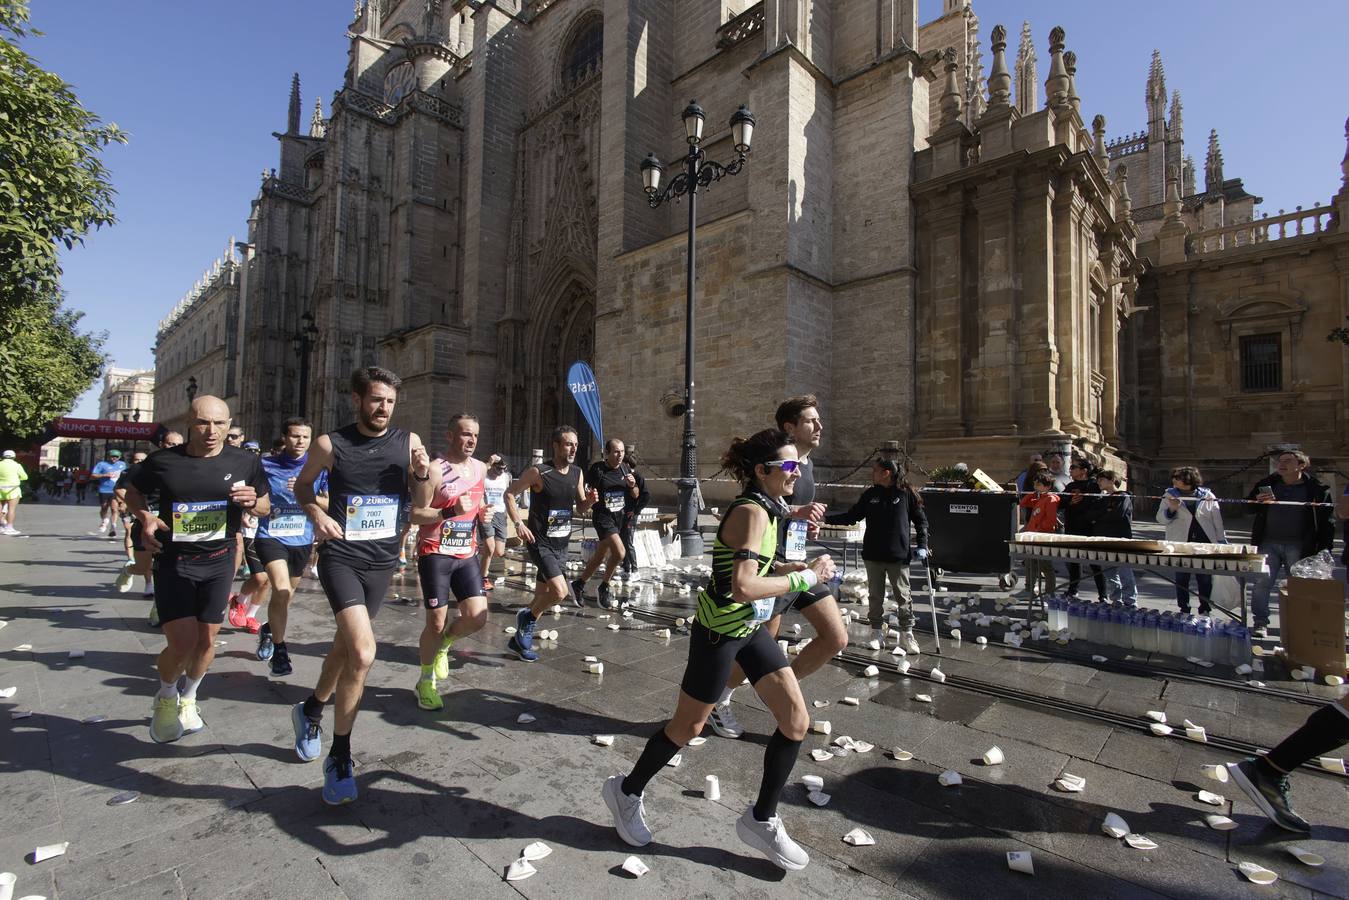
left=679, top=623, right=789, bottom=705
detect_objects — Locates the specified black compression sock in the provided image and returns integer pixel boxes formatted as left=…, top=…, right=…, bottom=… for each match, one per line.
left=302, top=694, right=325, bottom=721
left=621, top=728, right=681, bottom=797
left=1264, top=703, right=1349, bottom=774
left=331, top=731, right=352, bottom=760
left=273, top=641, right=287, bottom=651
left=753, top=729, right=803, bottom=821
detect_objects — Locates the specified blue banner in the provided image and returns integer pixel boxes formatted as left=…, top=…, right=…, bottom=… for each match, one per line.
left=566, top=361, right=604, bottom=449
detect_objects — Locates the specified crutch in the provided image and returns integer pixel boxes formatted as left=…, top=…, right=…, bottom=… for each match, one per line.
left=924, top=556, right=943, bottom=655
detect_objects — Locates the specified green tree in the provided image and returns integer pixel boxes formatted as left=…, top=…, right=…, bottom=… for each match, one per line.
left=0, top=0, right=119, bottom=441
left=0, top=291, right=106, bottom=442
left=0, top=0, right=126, bottom=307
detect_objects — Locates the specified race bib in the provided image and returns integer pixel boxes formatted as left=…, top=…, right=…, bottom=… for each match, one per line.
left=172, top=500, right=228, bottom=543
left=343, top=494, right=398, bottom=541
left=439, top=519, right=475, bottom=553
left=546, top=509, right=572, bottom=539
left=485, top=487, right=504, bottom=509
left=785, top=519, right=808, bottom=561
left=750, top=598, right=776, bottom=623
left=604, top=490, right=625, bottom=513
left=268, top=505, right=307, bottom=539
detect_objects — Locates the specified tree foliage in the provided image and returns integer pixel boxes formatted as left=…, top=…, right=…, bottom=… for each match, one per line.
left=0, top=0, right=126, bottom=307
left=0, top=0, right=118, bottom=441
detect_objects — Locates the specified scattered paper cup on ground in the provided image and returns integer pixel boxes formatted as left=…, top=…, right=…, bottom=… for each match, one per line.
left=593, top=734, right=615, bottom=747
left=1124, top=833, right=1158, bottom=851
left=937, top=770, right=962, bottom=787
left=521, top=842, right=552, bottom=861
left=1149, top=723, right=1173, bottom=736
left=584, top=655, right=598, bottom=663
left=801, top=775, right=824, bottom=791
left=810, top=749, right=833, bottom=762
left=505, top=858, right=537, bottom=881
left=1287, top=846, right=1325, bottom=867
left=1200, top=764, right=1229, bottom=783
left=1327, top=675, right=1345, bottom=686
left=843, top=827, right=875, bottom=847
left=503, top=626, right=516, bottom=634
left=1101, top=813, right=1130, bottom=838
left=1205, top=814, right=1237, bottom=831
left=982, top=746, right=1004, bottom=766
left=68, top=649, right=85, bottom=659
left=807, top=790, right=831, bottom=806
left=1196, top=790, right=1225, bottom=806
left=1318, top=757, right=1347, bottom=774
left=1237, top=861, right=1278, bottom=885
left=665, top=754, right=681, bottom=768
left=862, top=665, right=880, bottom=677
left=687, top=736, right=707, bottom=746
left=587, top=663, right=605, bottom=674
left=1054, top=774, right=1086, bottom=793
left=840, top=696, right=859, bottom=706
left=30, top=842, right=69, bottom=864
left=1185, top=726, right=1207, bottom=743
left=606, top=623, right=621, bottom=632
left=812, top=720, right=832, bottom=735
left=0, top=687, right=14, bottom=699
left=621, top=855, right=650, bottom=878
left=1006, top=850, right=1034, bottom=875
left=891, top=748, right=914, bottom=761
left=930, top=667, right=946, bottom=683
left=812, top=700, right=830, bottom=708
left=914, top=694, right=932, bottom=703
left=1145, top=711, right=1167, bottom=723
left=896, top=659, right=911, bottom=674
left=703, top=775, right=720, bottom=800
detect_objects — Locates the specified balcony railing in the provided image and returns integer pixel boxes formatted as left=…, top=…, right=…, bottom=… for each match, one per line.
left=716, top=2, right=764, bottom=50
left=1188, top=204, right=1335, bottom=257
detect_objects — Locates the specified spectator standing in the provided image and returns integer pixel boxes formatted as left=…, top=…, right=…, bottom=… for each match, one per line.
left=1094, top=469, right=1136, bottom=605
left=1018, top=472, right=1060, bottom=597
left=1061, top=457, right=1106, bottom=600
left=1246, top=450, right=1334, bottom=638
left=1013, top=453, right=1043, bottom=493
left=1044, top=451, right=1071, bottom=491
left=1156, top=466, right=1226, bottom=615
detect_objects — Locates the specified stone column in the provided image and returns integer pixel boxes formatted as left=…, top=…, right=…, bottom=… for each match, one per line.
left=1014, top=174, right=1059, bottom=435
left=971, top=175, right=1018, bottom=433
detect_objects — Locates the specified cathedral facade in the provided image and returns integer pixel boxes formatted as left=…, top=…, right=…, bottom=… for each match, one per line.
left=153, top=0, right=1349, bottom=500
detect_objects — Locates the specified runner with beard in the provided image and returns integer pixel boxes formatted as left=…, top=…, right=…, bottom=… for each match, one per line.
left=574, top=439, right=641, bottom=609
left=502, top=426, right=598, bottom=661
left=288, top=367, right=438, bottom=805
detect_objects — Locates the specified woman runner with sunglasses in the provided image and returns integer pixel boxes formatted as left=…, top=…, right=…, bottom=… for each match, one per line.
left=602, top=428, right=835, bottom=870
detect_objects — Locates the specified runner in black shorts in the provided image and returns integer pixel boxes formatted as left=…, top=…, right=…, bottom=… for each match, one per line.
left=573, top=439, right=641, bottom=609
left=502, top=425, right=597, bottom=661
left=711, top=395, right=844, bottom=740
left=251, top=417, right=327, bottom=676
left=409, top=414, right=489, bottom=710
left=124, top=396, right=270, bottom=746
left=289, top=367, right=437, bottom=806
left=602, top=428, right=834, bottom=871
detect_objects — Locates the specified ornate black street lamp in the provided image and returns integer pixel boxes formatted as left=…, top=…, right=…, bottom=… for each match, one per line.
left=291, top=311, right=319, bottom=420
left=639, top=101, right=755, bottom=558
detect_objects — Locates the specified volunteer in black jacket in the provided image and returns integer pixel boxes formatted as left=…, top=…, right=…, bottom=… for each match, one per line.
left=824, top=459, right=928, bottom=652
left=1062, top=457, right=1106, bottom=600
left=1246, top=449, right=1334, bottom=636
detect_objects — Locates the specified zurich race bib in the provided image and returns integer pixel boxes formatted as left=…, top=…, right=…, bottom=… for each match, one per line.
left=268, top=504, right=307, bottom=539
left=785, top=519, right=808, bottom=561
left=750, top=598, right=776, bottom=623
left=439, top=519, right=475, bottom=553
left=172, top=500, right=228, bottom=543
left=344, top=494, right=398, bottom=541
left=604, top=490, right=625, bottom=513
left=546, top=509, right=572, bottom=539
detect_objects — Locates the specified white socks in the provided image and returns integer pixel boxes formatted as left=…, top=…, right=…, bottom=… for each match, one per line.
left=156, top=680, right=178, bottom=700
left=178, top=674, right=203, bottom=700
left=718, top=687, right=735, bottom=706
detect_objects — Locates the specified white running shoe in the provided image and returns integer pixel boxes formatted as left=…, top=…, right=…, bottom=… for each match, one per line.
left=900, top=630, right=921, bottom=655
left=178, top=697, right=205, bottom=734
left=114, top=560, right=135, bottom=593
left=602, top=775, right=652, bottom=846
left=708, top=701, right=745, bottom=739
left=735, top=807, right=809, bottom=870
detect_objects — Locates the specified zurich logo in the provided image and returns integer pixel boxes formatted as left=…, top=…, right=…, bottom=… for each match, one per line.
left=351, top=496, right=364, bottom=507
left=176, top=503, right=189, bottom=512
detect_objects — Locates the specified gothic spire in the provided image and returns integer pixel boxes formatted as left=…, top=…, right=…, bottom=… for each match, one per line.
left=1205, top=128, right=1225, bottom=193
left=1063, top=50, right=1080, bottom=112
left=287, top=73, right=301, bottom=135
left=1146, top=50, right=1166, bottom=138
left=986, top=24, right=1011, bottom=111
left=1015, top=21, right=1037, bottom=115
left=1169, top=89, right=1183, bottom=141
left=1044, top=27, right=1069, bottom=110
left=939, top=47, right=963, bottom=126
left=309, top=98, right=327, bottom=138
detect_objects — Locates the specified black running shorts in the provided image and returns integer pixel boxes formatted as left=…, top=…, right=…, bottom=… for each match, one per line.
left=255, top=537, right=312, bottom=581
left=155, top=548, right=235, bottom=626
left=317, top=554, right=395, bottom=618
left=417, top=553, right=484, bottom=609
left=527, top=541, right=567, bottom=582
left=680, top=622, right=790, bottom=705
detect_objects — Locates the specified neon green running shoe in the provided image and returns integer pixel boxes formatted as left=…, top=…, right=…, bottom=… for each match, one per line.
left=149, top=695, right=183, bottom=743
left=415, top=678, right=442, bottom=711
left=178, top=697, right=204, bottom=734
left=433, top=646, right=451, bottom=681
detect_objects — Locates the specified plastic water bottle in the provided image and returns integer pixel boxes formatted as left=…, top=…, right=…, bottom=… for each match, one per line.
left=1067, top=599, right=1082, bottom=637
left=1144, top=609, right=1160, bottom=653
left=1159, top=613, right=1177, bottom=657
left=1082, top=603, right=1098, bottom=643
left=1195, top=617, right=1212, bottom=664
left=1213, top=620, right=1231, bottom=666
left=1230, top=625, right=1251, bottom=666
left=1181, top=616, right=1198, bottom=659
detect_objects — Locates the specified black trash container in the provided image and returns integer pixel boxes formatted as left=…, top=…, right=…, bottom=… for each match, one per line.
left=919, top=488, right=1020, bottom=587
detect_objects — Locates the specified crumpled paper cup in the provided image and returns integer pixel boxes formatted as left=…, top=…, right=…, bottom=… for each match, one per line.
left=1287, top=846, right=1325, bottom=867
left=801, top=775, right=824, bottom=792
left=622, top=855, right=650, bottom=878
left=810, top=749, right=833, bottom=762
left=1205, top=814, right=1237, bottom=831
left=1101, top=813, right=1129, bottom=838
left=807, top=790, right=831, bottom=806
left=1237, top=861, right=1278, bottom=885
left=930, top=667, right=946, bottom=683
left=505, top=858, right=537, bottom=881
left=1124, top=833, right=1158, bottom=851
left=861, top=665, right=880, bottom=677
left=1318, top=757, right=1346, bottom=775
left=842, top=827, right=875, bottom=847
left=913, top=693, right=932, bottom=703
left=1145, top=711, right=1167, bottom=723
left=937, top=770, right=962, bottom=787
left=521, top=842, right=552, bottom=861
left=896, top=659, right=911, bottom=674
left=891, top=748, right=914, bottom=761
left=1006, top=850, right=1034, bottom=875
left=592, top=735, right=615, bottom=747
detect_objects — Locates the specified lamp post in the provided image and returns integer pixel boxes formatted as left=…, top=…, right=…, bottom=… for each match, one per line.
left=291, top=311, right=319, bottom=420
left=640, top=100, right=755, bottom=558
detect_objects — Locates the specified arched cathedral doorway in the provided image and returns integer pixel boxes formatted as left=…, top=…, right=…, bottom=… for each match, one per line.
left=527, top=277, right=595, bottom=471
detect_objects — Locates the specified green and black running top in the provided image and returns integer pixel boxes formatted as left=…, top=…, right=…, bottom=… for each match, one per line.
left=695, top=490, right=785, bottom=638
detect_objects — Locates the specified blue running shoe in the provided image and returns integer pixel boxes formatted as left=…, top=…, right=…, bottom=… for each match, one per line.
left=255, top=623, right=274, bottom=661
left=291, top=702, right=322, bottom=762
left=322, top=755, right=357, bottom=805
left=515, top=607, right=536, bottom=650
left=507, top=634, right=539, bottom=662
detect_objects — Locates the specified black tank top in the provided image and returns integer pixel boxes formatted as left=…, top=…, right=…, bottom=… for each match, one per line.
left=321, top=423, right=411, bottom=567
left=527, top=463, right=582, bottom=552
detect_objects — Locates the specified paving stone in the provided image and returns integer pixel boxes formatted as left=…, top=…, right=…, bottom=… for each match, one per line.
left=967, top=701, right=1117, bottom=759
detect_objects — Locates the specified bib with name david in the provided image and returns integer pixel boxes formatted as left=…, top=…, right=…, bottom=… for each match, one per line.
left=439, top=519, right=475, bottom=554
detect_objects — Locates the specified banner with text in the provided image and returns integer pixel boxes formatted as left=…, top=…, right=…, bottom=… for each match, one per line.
left=566, top=361, right=604, bottom=449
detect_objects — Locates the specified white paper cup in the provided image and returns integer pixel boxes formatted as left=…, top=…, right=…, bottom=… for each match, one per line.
left=1006, top=851, right=1034, bottom=875
left=801, top=774, right=824, bottom=791
left=0, top=872, right=14, bottom=900
left=1200, top=764, right=1230, bottom=784
left=778, top=640, right=789, bottom=655
left=622, top=855, right=650, bottom=878
left=587, top=663, right=604, bottom=674
left=896, top=659, right=911, bottom=674
left=930, top=667, right=946, bottom=683
left=982, top=746, right=1004, bottom=766
left=704, top=775, right=720, bottom=800
left=1238, top=861, right=1278, bottom=885
left=1318, top=756, right=1346, bottom=775
left=812, top=720, right=832, bottom=735
left=862, top=664, right=880, bottom=677
left=1101, top=812, right=1130, bottom=838
left=937, top=769, right=962, bottom=787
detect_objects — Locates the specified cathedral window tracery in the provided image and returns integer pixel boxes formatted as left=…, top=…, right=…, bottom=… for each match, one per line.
left=559, top=14, right=602, bottom=88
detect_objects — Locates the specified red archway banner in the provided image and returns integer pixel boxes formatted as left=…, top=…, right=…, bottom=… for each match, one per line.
left=49, top=418, right=163, bottom=441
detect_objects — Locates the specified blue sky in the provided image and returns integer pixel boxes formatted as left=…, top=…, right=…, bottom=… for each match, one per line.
left=25, top=1, right=1346, bottom=419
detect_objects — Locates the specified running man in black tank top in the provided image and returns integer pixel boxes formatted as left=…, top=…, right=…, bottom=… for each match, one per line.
left=502, top=425, right=598, bottom=661
left=287, top=367, right=439, bottom=806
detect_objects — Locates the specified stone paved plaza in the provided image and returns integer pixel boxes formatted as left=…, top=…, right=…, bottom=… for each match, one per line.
left=2, top=505, right=1348, bottom=899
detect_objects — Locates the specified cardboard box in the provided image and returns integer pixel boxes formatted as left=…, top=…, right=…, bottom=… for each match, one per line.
left=1280, top=577, right=1347, bottom=679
